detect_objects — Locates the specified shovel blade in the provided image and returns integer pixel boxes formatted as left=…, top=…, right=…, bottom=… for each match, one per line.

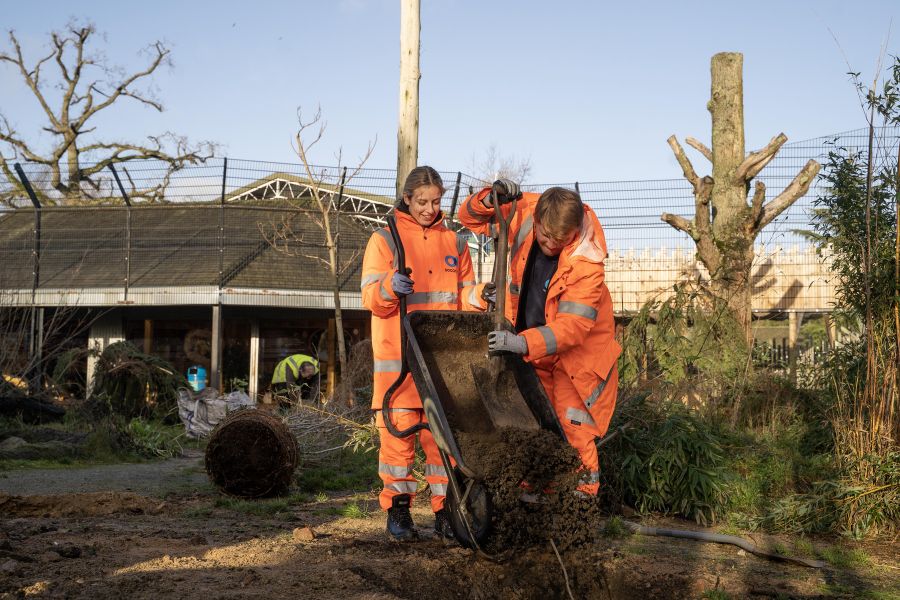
left=469, top=363, right=540, bottom=431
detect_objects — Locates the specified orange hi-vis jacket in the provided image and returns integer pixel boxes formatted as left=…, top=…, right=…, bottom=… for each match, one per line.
left=361, top=209, right=488, bottom=410
left=459, top=189, right=622, bottom=426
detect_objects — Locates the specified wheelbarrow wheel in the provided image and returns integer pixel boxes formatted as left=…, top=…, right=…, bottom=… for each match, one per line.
left=445, top=472, right=492, bottom=549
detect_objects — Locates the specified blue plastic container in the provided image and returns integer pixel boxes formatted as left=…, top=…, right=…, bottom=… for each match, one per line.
left=187, top=365, right=207, bottom=392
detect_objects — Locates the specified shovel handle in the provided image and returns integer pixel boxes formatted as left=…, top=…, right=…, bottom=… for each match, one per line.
left=382, top=215, right=428, bottom=438
left=490, top=191, right=516, bottom=329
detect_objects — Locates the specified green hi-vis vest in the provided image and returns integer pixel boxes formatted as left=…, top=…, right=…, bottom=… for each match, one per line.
left=272, top=353, right=320, bottom=384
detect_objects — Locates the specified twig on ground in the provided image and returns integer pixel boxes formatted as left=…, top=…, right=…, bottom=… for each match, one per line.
left=549, top=538, right=575, bottom=600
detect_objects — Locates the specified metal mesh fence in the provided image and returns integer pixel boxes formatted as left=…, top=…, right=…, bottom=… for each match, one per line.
left=1, top=126, right=897, bottom=315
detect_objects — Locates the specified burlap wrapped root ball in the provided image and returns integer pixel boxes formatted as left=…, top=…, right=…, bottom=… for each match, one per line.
left=205, top=409, right=299, bottom=498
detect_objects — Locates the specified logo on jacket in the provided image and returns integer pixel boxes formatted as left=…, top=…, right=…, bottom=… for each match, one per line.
left=543, top=278, right=550, bottom=293
left=444, top=255, right=459, bottom=268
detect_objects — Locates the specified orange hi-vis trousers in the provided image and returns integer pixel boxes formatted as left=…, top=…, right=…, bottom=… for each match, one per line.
left=375, top=409, right=448, bottom=512
left=536, top=364, right=619, bottom=495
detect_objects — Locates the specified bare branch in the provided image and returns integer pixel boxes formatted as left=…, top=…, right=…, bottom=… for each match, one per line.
left=748, top=180, right=766, bottom=230
left=667, top=135, right=700, bottom=189
left=685, top=137, right=712, bottom=162
left=661, top=212, right=697, bottom=240
left=694, top=175, right=714, bottom=234
left=757, top=159, right=821, bottom=230
left=3, top=30, right=63, bottom=130
left=734, top=132, right=787, bottom=183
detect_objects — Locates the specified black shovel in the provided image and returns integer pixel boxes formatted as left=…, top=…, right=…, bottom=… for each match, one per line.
left=469, top=191, right=539, bottom=429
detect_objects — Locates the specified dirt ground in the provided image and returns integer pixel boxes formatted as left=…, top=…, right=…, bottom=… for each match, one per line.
left=1, top=453, right=898, bottom=599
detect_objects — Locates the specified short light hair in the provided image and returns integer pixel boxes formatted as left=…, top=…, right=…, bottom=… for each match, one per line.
left=535, top=187, right=583, bottom=240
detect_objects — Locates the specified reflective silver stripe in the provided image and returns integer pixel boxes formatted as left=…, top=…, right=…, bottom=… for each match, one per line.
left=424, top=464, right=447, bottom=478
left=537, top=326, right=557, bottom=354
left=374, top=228, right=399, bottom=268
left=379, top=280, right=394, bottom=301
left=361, top=272, right=388, bottom=290
left=458, top=280, right=476, bottom=289
left=456, top=234, right=468, bottom=254
left=379, top=463, right=412, bottom=478
left=583, top=364, right=615, bottom=409
left=468, top=286, right=480, bottom=307
left=429, top=483, right=447, bottom=496
left=407, top=291, right=458, bottom=305
left=511, top=214, right=533, bottom=260
left=509, top=283, right=520, bottom=296
left=464, top=200, right=492, bottom=223
left=580, top=471, right=600, bottom=484
left=565, top=407, right=596, bottom=426
left=382, top=407, right=417, bottom=413
left=386, top=481, right=418, bottom=494
left=558, top=301, right=598, bottom=321
left=374, top=359, right=402, bottom=372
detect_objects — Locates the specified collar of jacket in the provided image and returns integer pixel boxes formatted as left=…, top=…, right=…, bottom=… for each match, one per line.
left=557, top=205, right=607, bottom=267
left=394, top=205, right=445, bottom=230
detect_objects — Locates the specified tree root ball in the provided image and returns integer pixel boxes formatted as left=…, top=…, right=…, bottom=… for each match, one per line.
left=205, top=410, right=298, bottom=498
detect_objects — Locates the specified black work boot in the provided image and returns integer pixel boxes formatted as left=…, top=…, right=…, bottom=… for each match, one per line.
left=433, top=509, right=455, bottom=541
left=386, top=494, right=417, bottom=541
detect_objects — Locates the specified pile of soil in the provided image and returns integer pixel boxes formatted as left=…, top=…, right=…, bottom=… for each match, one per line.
left=0, top=491, right=164, bottom=518
left=456, top=428, right=604, bottom=553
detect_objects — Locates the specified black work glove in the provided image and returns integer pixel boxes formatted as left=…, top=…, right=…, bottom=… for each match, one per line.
left=481, top=282, right=497, bottom=306
left=484, top=178, right=522, bottom=207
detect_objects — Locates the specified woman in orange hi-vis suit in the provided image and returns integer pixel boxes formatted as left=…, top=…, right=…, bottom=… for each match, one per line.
left=361, top=166, right=490, bottom=541
left=459, top=181, right=621, bottom=496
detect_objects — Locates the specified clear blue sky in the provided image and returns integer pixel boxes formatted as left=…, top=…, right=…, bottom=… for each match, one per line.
left=3, top=0, right=899, bottom=183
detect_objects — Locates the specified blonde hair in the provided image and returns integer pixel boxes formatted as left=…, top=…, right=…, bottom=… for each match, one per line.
left=535, top=187, right=583, bottom=240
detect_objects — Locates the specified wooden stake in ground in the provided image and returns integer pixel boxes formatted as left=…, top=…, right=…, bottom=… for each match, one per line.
left=396, top=0, right=421, bottom=198
left=661, top=52, right=821, bottom=342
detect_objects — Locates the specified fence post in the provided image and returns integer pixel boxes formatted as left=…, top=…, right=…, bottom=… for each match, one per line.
left=109, top=165, right=132, bottom=302
left=448, top=171, right=462, bottom=222
left=219, top=157, right=228, bottom=288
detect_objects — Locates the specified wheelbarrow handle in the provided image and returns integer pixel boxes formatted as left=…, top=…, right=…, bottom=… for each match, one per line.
left=381, top=214, right=429, bottom=439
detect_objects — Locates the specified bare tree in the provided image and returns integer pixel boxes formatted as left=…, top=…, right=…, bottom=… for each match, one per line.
left=261, top=107, right=375, bottom=394
left=468, top=143, right=533, bottom=184
left=0, top=21, right=215, bottom=206
left=662, top=53, right=820, bottom=341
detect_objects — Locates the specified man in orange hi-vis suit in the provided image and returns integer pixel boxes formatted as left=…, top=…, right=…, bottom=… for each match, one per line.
left=459, top=180, right=621, bottom=496
left=361, top=166, right=490, bottom=541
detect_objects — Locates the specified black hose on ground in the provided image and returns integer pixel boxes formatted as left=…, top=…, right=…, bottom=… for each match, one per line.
left=620, top=520, right=825, bottom=569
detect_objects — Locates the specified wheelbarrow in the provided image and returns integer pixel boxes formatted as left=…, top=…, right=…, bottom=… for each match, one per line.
left=381, top=195, right=563, bottom=552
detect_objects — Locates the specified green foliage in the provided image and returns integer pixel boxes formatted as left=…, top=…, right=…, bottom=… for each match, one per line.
left=819, top=545, right=871, bottom=569
left=620, top=282, right=749, bottom=389
left=124, top=418, right=184, bottom=459
left=89, top=341, right=188, bottom=419
left=600, top=398, right=726, bottom=525
left=341, top=500, right=373, bottom=519
left=295, top=446, right=379, bottom=493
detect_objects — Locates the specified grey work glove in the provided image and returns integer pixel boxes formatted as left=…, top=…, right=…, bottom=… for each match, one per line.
left=391, top=271, right=414, bottom=297
left=481, top=282, right=497, bottom=305
left=491, top=179, right=522, bottom=204
left=488, top=330, right=528, bottom=355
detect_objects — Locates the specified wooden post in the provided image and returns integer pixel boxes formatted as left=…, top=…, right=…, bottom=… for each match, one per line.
left=788, top=312, right=804, bottom=382
left=326, top=318, right=337, bottom=401
left=143, top=319, right=153, bottom=355
left=211, top=305, right=223, bottom=391
left=396, top=0, right=420, bottom=198
left=824, top=313, right=837, bottom=348
left=249, top=320, right=260, bottom=402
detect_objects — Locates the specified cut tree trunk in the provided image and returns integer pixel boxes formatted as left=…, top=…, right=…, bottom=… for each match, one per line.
left=396, top=0, right=420, bottom=198
left=661, top=52, right=821, bottom=343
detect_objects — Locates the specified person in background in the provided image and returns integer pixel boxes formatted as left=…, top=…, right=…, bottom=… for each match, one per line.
left=459, top=180, right=620, bottom=497
left=361, top=165, right=491, bottom=541
left=271, top=353, right=320, bottom=408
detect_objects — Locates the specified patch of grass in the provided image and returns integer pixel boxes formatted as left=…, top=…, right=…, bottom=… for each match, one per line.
left=183, top=505, right=214, bottom=518
left=315, top=492, right=328, bottom=503
left=716, top=524, right=743, bottom=537
left=601, top=516, right=629, bottom=538
left=771, top=541, right=789, bottom=556
left=341, top=500, right=373, bottom=519
left=213, top=492, right=309, bottom=517
left=295, top=448, right=379, bottom=493
left=819, top=545, right=871, bottom=569
left=793, top=537, right=815, bottom=557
